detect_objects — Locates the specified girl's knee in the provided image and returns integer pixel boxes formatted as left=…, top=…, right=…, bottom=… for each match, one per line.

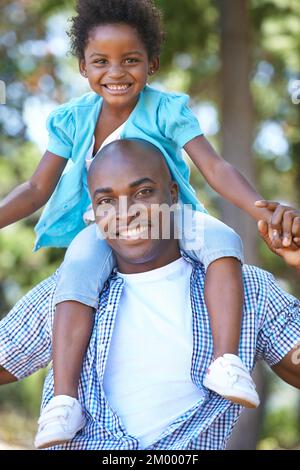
left=205, top=218, right=243, bottom=249
left=202, top=219, right=244, bottom=266
left=223, top=225, right=243, bottom=251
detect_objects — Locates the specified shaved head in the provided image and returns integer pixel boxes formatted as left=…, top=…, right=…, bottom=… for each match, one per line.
left=88, top=139, right=173, bottom=187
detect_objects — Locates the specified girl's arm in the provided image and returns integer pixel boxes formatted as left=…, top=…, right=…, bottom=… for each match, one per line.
left=184, top=135, right=272, bottom=222
left=0, top=151, right=67, bottom=229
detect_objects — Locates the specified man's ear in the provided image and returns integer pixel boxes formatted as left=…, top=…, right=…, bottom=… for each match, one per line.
left=148, top=57, right=160, bottom=77
left=170, top=181, right=179, bottom=204
left=79, top=59, right=88, bottom=78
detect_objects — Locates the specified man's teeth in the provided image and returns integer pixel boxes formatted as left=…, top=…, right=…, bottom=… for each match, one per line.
left=106, top=84, right=130, bottom=91
left=119, top=225, right=149, bottom=238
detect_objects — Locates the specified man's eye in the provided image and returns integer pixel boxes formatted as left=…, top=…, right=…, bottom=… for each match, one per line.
left=136, top=188, right=153, bottom=197
left=98, top=198, right=113, bottom=205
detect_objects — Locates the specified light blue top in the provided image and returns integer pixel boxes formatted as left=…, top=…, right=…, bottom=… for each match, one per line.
left=34, top=85, right=206, bottom=250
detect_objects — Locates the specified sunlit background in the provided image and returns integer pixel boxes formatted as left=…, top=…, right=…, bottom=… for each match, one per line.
left=0, top=0, right=299, bottom=450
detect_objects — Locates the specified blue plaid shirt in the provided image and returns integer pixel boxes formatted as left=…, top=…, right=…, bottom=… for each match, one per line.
left=0, top=254, right=299, bottom=450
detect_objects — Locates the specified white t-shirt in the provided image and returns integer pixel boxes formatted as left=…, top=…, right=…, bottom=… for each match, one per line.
left=103, top=256, right=205, bottom=449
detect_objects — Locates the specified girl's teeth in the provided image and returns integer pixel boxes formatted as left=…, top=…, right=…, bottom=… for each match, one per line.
left=106, top=84, right=130, bottom=90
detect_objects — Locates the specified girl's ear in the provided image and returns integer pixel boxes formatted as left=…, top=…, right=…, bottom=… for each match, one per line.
left=79, top=59, right=88, bottom=78
left=148, top=57, right=160, bottom=76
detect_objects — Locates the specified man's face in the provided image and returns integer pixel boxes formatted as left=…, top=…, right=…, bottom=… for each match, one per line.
left=88, top=141, right=179, bottom=271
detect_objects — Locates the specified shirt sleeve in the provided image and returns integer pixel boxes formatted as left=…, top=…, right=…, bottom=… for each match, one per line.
left=46, top=106, right=75, bottom=159
left=158, top=93, right=204, bottom=148
left=0, top=274, right=55, bottom=380
left=257, top=273, right=300, bottom=367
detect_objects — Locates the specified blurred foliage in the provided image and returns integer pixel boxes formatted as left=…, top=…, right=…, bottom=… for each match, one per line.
left=258, top=368, right=300, bottom=450
left=0, top=0, right=299, bottom=448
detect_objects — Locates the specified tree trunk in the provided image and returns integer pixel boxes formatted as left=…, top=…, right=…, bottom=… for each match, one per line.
left=219, top=0, right=267, bottom=449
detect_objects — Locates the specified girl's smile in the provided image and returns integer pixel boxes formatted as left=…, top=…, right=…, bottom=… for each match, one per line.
left=102, top=82, right=134, bottom=96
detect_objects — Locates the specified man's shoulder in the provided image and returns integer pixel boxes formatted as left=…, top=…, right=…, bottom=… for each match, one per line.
left=186, top=255, right=274, bottom=293
left=183, top=253, right=272, bottom=280
left=242, top=264, right=274, bottom=285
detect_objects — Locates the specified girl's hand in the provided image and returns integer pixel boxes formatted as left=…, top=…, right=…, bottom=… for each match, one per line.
left=255, top=200, right=300, bottom=249
left=258, top=219, right=300, bottom=272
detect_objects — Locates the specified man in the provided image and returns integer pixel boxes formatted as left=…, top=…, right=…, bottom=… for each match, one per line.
left=0, top=139, right=299, bottom=450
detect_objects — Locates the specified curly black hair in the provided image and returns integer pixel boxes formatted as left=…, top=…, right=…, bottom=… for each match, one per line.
left=68, top=0, right=165, bottom=60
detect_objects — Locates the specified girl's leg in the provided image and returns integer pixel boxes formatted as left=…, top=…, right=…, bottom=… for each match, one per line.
left=35, top=224, right=116, bottom=449
left=205, top=257, right=243, bottom=359
left=178, top=208, right=259, bottom=408
left=53, top=302, right=95, bottom=398
left=52, top=224, right=115, bottom=398
left=181, top=210, right=244, bottom=360
left=177, top=206, right=244, bottom=358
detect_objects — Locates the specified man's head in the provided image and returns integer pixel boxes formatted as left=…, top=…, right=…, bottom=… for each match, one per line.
left=88, top=139, right=180, bottom=273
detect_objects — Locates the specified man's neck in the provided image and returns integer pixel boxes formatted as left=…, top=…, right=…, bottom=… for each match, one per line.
left=116, top=243, right=182, bottom=274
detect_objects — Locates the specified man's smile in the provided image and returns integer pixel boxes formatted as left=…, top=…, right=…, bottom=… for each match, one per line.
left=117, top=223, right=150, bottom=239
left=107, top=222, right=152, bottom=240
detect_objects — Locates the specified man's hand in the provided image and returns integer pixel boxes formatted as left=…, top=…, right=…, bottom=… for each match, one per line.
left=255, top=200, right=300, bottom=248
left=258, top=219, right=300, bottom=272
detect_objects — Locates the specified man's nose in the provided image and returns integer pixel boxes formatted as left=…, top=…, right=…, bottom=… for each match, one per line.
left=115, top=200, right=140, bottom=225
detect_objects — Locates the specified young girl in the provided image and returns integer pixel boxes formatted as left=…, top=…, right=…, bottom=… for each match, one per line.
left=0, top=0, right=285, bottom=449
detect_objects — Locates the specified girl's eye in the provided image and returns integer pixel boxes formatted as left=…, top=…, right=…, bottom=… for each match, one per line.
left=124, top=58, right=139, bottom=64
left=95, top=59, right=108, bottom=65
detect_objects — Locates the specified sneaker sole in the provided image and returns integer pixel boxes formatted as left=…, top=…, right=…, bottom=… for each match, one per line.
left=223, top=395, right=259, bottom=408
left=35, top=419, right=86, bottom=449
left=203, top=379, right=260, bottom=408
left=35, top=437, right=71, bottom=449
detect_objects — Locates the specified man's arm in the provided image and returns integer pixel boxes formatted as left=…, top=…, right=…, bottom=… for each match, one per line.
left=0, top=366, right=17, bottom=385
left=0, top=275, right=55, bottom=386
left=271, top=348, right=300, bottom=389
left=257, top=210, right=300, bottom=386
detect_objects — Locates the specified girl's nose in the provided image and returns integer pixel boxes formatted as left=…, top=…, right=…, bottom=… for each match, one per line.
left=108, top=65, right=126, bottom=79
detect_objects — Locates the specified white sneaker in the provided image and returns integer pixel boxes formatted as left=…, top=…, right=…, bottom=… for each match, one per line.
left=34, top=395, right=86, bottom=449
left=203, top=354, right=260, bottom=408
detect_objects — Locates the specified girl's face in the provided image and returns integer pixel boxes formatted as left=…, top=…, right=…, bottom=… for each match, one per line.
left=80, top=23, right=159, bottom=110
